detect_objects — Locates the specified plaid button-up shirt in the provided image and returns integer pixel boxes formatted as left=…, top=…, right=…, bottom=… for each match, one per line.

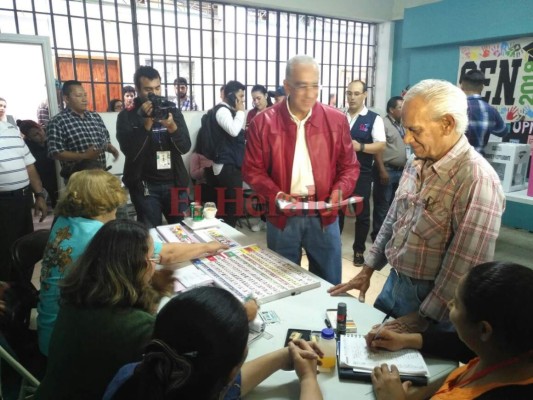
left=366, top=135, right=505, bottom=321
left=180, top=96, right=198, bottom=111
left=47, top=109, right=111, bottom=168
left=465, top=94, right=507, bottom=153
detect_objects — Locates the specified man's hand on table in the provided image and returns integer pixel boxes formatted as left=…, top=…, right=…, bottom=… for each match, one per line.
left=328, top=265, right=374, bottom=302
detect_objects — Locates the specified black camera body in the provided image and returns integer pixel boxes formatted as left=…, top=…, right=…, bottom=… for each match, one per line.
left=147, top=92, right=176, bottom=121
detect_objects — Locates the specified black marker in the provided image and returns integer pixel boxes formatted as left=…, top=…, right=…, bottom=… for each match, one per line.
left=337, top=302, right=347, bottom=336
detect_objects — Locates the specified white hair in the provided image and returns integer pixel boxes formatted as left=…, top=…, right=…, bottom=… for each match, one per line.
left=285, top=55, right=320, bottom=81
left=404, top=79, right=468, bottom=135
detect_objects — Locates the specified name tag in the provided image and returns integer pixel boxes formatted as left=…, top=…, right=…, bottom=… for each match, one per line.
left=156, top=151, right=171, bottom=170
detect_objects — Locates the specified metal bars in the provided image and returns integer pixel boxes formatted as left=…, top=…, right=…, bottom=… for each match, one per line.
left=0, top=0, right=376, bottom=111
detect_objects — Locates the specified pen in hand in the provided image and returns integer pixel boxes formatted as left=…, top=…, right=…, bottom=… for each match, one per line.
left=372, top=312, right=392, bottom=341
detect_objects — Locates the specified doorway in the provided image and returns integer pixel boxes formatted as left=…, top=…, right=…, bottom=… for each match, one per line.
left=57, top=57, right=121, bottom=112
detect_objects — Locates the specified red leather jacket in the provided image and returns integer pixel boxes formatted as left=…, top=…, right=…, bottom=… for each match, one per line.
left=243, top=100, right=359, bottom=229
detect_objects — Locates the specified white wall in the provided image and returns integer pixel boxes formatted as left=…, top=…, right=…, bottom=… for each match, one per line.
left=373, top=21, right=394, bottom=115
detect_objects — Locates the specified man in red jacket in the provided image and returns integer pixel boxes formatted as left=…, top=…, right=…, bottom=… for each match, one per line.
left=243, top=55, right=359, bottom=284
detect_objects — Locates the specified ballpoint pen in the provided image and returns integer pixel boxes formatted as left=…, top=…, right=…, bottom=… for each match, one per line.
left=372, top=311, right=392, bottom=341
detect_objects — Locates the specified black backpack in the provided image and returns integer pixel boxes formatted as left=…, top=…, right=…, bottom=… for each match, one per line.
left=196, top=103, right=229, bottom=161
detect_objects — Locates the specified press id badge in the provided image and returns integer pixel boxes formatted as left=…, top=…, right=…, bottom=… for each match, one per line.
left=156, top=151, right=171, bottom=169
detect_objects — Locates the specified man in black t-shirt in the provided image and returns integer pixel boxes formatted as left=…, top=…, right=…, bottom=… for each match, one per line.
left=117, top=66, right=191, bottom=228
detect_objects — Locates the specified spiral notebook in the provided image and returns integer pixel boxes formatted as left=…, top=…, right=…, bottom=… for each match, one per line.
left=338, top=334, right=430, bottom=385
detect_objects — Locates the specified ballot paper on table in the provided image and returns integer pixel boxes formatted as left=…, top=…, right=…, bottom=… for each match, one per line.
left=339, top=334, right=430, bottom=377
left=276, top=195, right=362, bottom=212
left=173, top=264, right=214, bottom=293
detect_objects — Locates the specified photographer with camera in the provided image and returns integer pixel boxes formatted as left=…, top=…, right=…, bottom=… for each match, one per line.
left=117, top=66, right=191, bottom=228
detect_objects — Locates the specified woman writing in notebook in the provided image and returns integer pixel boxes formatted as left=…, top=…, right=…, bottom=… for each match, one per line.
left=104, top=286, right=324, bottom=400
left=369, top=261, right=533, bottom=399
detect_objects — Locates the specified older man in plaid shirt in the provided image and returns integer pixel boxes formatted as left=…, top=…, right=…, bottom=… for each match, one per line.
left=329, top=79, right=505, bottom=333
left=47, top=80, right=119, bottom=179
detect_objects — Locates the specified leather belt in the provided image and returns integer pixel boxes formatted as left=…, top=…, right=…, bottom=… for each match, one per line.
left=0, top=185, right=31, bottom=198
left=293, top=195, right=316, bottom=202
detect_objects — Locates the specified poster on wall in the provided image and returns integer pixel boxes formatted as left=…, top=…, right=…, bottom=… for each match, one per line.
left=458, top=37, right=533, bottom=123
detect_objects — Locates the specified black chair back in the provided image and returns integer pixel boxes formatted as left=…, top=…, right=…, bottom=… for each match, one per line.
left=10, top=229, right=50, bottom=287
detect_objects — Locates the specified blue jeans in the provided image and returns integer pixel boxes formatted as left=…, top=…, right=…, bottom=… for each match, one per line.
left=338, top=170, right=372, bottom=254
left=374, top=269, right=454, bottom=332
left=267, top=217, right=342, bottom=284
left=371, top=166, right=403, bottom=241
left=129, top=181, right=189, bottom=229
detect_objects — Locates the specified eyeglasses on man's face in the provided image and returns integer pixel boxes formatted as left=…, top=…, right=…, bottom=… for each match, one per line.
left=346, top=91, right=365, bottom=97
left=288, top=83, right=321, bottom=92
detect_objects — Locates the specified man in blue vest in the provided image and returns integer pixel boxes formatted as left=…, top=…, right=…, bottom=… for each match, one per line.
left=339, top=80, right=386, bottom=266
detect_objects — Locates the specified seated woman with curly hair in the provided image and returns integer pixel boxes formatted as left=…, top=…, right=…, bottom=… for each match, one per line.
left=37, top=170, right=226, bottom=357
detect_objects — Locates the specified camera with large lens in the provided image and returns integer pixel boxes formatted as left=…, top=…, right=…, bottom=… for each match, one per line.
left=147, top=92, right=176, bottom=121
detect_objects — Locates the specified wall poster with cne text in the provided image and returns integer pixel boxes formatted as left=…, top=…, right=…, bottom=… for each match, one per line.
left=458, top=37, right=533, bottom=123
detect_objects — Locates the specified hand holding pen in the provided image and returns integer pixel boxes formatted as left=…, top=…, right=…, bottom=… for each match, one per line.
left=364, top=311, right=393, bottom=350
left=365, top=328, right=424, bottom=352
left=365, top=312, right=425, bottom=351
left=365, top=312, right=391, bottom=347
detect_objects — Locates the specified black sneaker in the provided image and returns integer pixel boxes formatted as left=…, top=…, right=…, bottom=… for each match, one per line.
left=353, top=252, right=365, bottom=266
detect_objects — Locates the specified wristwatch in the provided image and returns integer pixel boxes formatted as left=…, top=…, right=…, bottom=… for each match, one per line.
left=34, top=188, right=49, bottom=201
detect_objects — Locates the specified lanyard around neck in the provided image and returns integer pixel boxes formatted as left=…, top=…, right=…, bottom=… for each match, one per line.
left=387, top=115, right=404, bottom=138
left=435, top=351, right=532, bottom=394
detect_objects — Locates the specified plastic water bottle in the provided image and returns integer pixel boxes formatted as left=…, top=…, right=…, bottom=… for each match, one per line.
left=318, top=328, right=336, bottom=372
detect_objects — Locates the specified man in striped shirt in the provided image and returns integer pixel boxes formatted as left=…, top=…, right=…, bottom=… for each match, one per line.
left=0, top=122, right=48, bottom=279
left=329, top=80, right=505, bottom=333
